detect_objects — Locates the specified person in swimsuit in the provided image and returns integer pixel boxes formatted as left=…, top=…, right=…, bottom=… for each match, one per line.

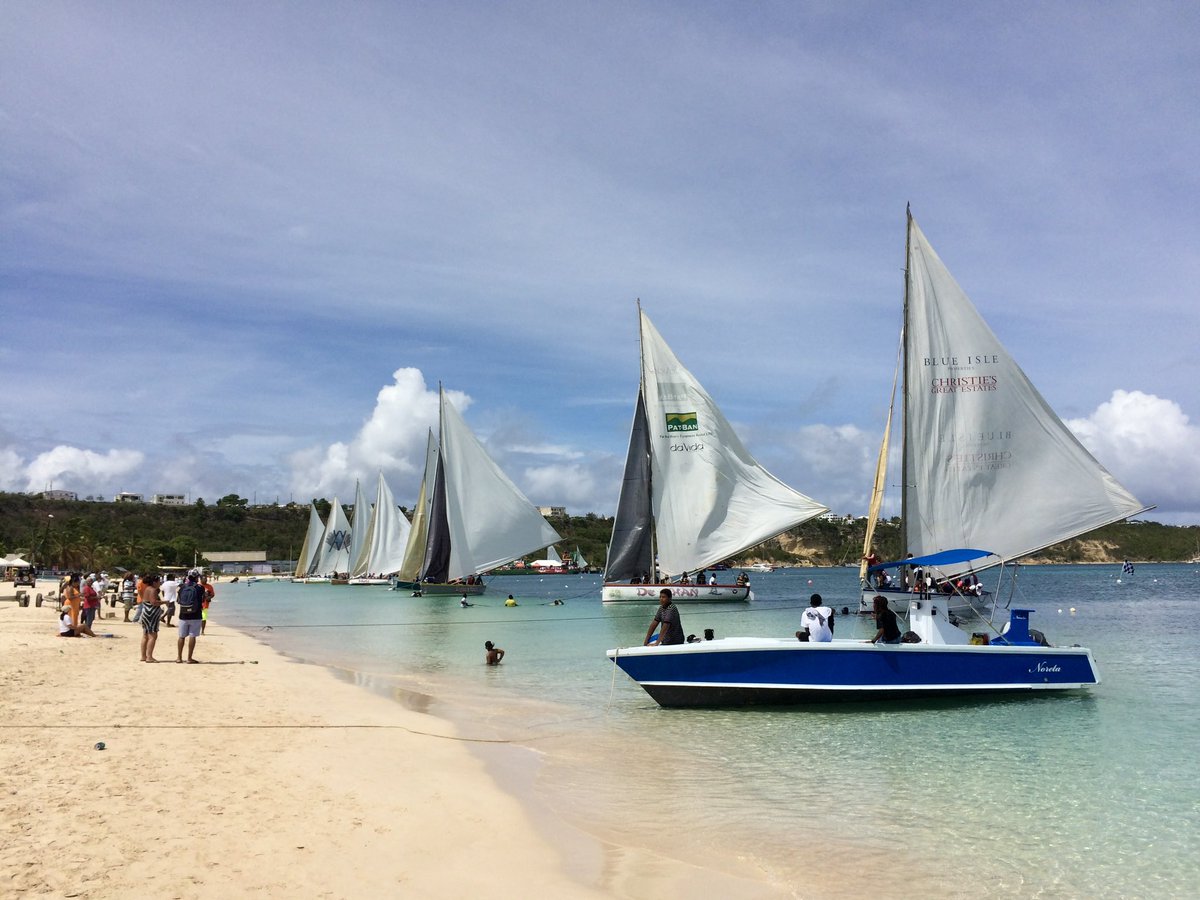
left=139, top=574, right=164, bottom=662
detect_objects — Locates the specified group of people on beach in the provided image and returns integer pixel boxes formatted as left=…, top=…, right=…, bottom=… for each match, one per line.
left=57, top=569, right=214, bottom=662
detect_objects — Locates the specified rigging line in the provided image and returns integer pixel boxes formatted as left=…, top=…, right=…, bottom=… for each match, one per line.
left=242, top=603, right=813, bottom=631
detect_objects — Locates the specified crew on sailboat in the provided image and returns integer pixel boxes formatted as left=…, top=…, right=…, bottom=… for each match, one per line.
left=644, top=589, right=684, bottom=646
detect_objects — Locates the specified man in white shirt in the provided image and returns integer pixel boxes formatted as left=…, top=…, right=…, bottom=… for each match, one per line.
left=160, top=573, right=180, bottom=627
left=798, top=593, right=834, bottom=642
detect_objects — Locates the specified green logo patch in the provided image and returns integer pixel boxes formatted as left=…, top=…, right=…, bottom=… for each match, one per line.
left=665, top=411, right=698, bottom=433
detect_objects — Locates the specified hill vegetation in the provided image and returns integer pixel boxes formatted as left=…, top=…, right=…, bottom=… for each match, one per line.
left=1, top=492, right=1195, bottom=573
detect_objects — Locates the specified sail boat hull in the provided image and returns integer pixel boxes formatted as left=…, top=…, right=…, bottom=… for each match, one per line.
left=391, top=580, right=486, bottom=596
left=607, top=638, right=1099, bottom=707
left=602, top=582, right=750, bottom=603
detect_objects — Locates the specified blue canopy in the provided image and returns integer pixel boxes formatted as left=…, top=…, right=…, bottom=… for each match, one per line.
left=867, top=548, right=996, bottom=573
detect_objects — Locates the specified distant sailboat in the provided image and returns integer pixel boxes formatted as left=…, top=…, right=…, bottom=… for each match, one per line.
left=572, top=547, right=588, bottom=570
left=350, top=472, right=412, bottom=584
left=310, top=496, right=352, bottom=582
left=602, top=306, right=828, bottom=603
left=292, top=503, right=325, bottom=581
left=393, top=386, right=561, bottom=595
left=861, top=209, right=1151, bottom=613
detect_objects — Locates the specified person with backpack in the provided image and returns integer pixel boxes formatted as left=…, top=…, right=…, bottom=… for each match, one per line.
left=176, top=571, right=204, bottom=664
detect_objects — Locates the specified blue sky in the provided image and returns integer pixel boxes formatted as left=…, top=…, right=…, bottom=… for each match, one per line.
left=2, top=2, right=1198, bottom=523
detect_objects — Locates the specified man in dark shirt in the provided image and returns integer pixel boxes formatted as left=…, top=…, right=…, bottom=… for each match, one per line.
left=176, top=572, right=204, bottom=663
left=644, top=589, right=685, bottom=646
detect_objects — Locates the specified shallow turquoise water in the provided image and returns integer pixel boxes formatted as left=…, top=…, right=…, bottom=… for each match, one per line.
left=217, top=565, right=1200, bottom=897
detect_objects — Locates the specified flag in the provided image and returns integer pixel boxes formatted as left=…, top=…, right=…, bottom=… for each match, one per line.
left=1122, top=560, right=1134, bottom=575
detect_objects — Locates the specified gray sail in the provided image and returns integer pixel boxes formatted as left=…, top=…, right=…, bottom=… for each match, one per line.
left=604, top=390, right=655, bottom=581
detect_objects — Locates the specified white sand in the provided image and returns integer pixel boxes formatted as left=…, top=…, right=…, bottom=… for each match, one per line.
left=0, top=585, right=786, bottom=898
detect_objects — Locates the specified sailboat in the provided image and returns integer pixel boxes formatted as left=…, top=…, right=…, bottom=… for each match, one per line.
left=348, top=472, right=413, bottom=585
left=292, top=503, right=325, bottom=582
left=392, top=386, right=562, bottom=595
left=607, top=212, right=1114, bottom=707
left=602, top=307, right=829, bottom=603
left=572, top=547, right=589, bottom=571
left=859, top=208, right=1151, bottom=614
left=308, top=496, right=352, bottom=582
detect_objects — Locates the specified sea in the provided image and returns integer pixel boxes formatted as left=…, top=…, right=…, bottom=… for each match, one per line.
left=216, top=564, right=1199, bottom=898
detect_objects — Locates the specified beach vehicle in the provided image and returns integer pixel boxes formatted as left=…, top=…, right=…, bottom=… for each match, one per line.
left=606, top=588, right=1101, bottom=707
left=391, top=386, right=560, bottom=596
left=347, top=472, right=412, bottom=585
left=857, top=208, right=1150, bottom=616
left=601, top=306, right=828, bottom=604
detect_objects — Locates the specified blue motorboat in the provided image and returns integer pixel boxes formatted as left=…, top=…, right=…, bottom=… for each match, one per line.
left=606, top=595, right=1100, bottom=708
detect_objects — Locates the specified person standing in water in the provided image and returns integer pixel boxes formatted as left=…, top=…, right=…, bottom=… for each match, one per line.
left=484, top=641, right=504, bottom=665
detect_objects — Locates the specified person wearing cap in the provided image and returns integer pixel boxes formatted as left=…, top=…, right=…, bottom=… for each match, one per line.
left=176, top=572, right=204, bottom=663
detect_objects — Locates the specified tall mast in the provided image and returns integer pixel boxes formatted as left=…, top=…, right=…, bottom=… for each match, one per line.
left=900, top=205, right=913, bottom=557
left=637, top=298, right=658, bottom=581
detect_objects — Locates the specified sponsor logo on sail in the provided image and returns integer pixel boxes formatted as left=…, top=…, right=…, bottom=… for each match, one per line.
left=666, top=411, right=699, bottom=433
left=325, top=529, right=350, bottom=552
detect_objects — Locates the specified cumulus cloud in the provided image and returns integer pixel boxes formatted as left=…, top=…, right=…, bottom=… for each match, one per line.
left=523, top=463, right=605, bottom=510
left=288, top=368, right=468, bottom=500
left=23, top=446, right=144, bottom=494
left=0, top=447, right=24, bottom=490
left=1067, top=390, right=1200, bottom=518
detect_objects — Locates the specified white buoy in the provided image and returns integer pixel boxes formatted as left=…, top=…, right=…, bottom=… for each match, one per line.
left=1069, top=607, right=1077, bottom=615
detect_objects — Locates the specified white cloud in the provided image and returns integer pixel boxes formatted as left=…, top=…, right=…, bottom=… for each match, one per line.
left=23, top=446, right=144, bottom=494
left=0, top=447, right=24, bottom=489
left=288, top=368, right=468, bottom=499
left=1067, top=390, right=1200, bottom=518
left=523, top=463, right=603, bottom=511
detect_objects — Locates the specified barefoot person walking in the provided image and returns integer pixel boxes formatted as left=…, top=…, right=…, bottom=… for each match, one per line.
left=139, top=574, right=164, bottom=662
left=176, top=572, right=204, bottom=663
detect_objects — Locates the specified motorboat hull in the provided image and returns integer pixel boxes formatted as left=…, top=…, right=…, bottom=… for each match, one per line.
left=606, top=637, right=1100, bottom=707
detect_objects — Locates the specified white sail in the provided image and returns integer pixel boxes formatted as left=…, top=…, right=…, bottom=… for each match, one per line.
left=294, top=503, right=325, bottom=577
left=638, top=309, right=829, bottom=576
left=546, top=545, right=563, bottom=565
left=312, top=497, right=352, bottom=577
left=902, top=214, right=1149, bottom=570
left=347, top=480, right=372, bottom=577
left=359, top=472, right=411, bottom=577
left=397, top=430, right=438, bottom=582
left=438, top=389, right=561, bottom=580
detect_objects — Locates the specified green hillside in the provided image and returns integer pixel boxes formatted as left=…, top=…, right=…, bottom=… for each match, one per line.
left=1, top=492, right=1195, bottom=573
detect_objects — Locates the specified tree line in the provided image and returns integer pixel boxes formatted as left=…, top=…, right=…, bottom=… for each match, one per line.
left=1, top=492, right=1195, bottom=573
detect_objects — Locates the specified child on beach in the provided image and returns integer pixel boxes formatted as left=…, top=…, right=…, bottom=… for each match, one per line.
left=484, top=641, right=504, bottom=665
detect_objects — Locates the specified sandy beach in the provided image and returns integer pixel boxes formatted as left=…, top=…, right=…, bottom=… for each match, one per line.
left=0, top=583, right=784, bottom=898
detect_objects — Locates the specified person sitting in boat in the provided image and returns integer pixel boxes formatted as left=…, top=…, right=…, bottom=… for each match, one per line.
left=630, top=575, right=641, bottom=584
left=735, top=572, right=750, bottom=586
left=644, top=589, right=684, bottom=646
left=678, top=571, right=690, bottom=585
left=484, top=640, right=504, bottom=665
left=798, top=593, right=834, bottom=643
left=869, top=595, right=903, bottom=645
left=708, top=572, right=717, bottom=586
